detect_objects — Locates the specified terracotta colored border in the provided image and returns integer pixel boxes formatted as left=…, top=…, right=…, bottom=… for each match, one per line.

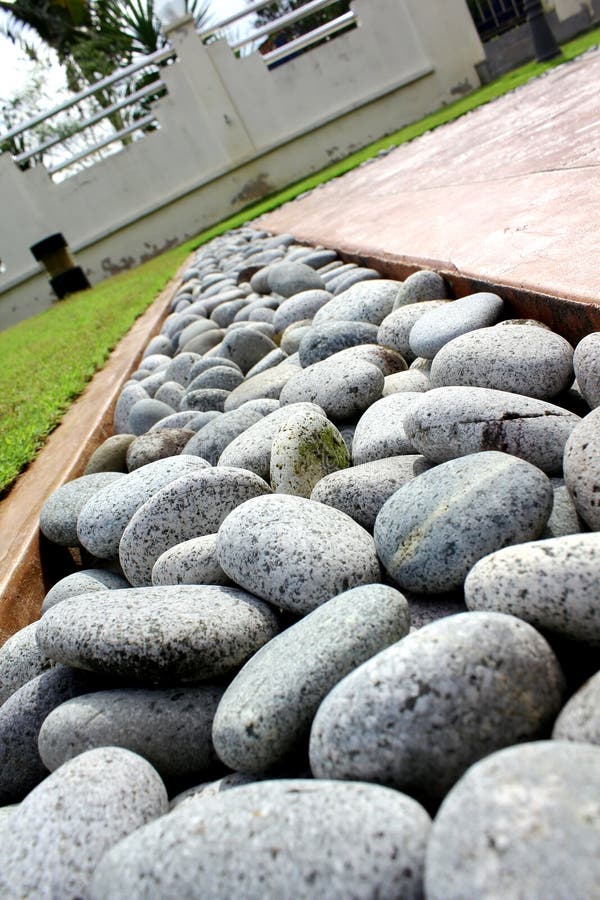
left=0, top=257, right=192, bottom=647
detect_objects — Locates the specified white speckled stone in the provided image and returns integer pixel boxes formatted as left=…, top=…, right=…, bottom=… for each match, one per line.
left=38, top=684, right=224, bottom=779
left=382, top=368, right=430, bottom=395
left=42, top=569, right=129, bottom=613
left=563, top=407, right=600, bottom=529
left=0, top=747, right=167, bottom=900
left=324, top=343, right=407, bottom=376
left=542, top=477, right=585, bottom=538
left=267, top=261, right=325, bottom=297
left=429, top=324, right=574, bottom=400
left=425, top=742, right=600, bottom=900
left=312, top=280, right=402, bottom=326
left=152, top=533, right=230, bottom=586
left=374, top=451, right=552, bottom=594
left=298, top=321, right=379, bottom=367
left=272, top=289, right=332, bottom=333
left=113, top=382, right=149, bottom=433
left=217, top=495, right=381, bottom=615
left=279, top=355, right=384, bottom=421
left=182, top=407, right=263, bottom=464
left=377, top=300, right=450, bottom=362
left=119, top=466, right=271, bottom=586
left=403, top=386, right=580, bottom=474
left=0, top=623, right=55, bottom=706
left=218, top=402, right=324, bottom=479
left=37, top=586, right=280, bottom=683
left=223, top=364, right=298, bottom=411
left=213, top=584, right=410, bottom=772
left=270, top=408, right=349, bottom=497
left=39, top=472, right=125, bottom=547
left=465, top=532, right=600, bottom=645
left=125, top=427, right=195, bottom=470
left=309, top=612, right=564, bottom=805
left=553, top=670, right=600, bottom=743
left=90, top=779, right=431, bottom=900
left=352, top=392, right=421, bottom=464
left=77, top=455, right=210, bottom=560
left=311, top=455, right=431, bottom=531
left=409, top=292, right=504, bottom=359
left=393, top=269, right=448, bottom=308
left=573, top=332, right=600, bottom=408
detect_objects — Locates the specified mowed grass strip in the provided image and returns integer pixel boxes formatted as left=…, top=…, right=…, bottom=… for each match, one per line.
left=1, top=25, right=599, bottom=496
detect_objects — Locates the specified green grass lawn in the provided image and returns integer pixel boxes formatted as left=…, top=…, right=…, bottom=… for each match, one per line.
left=1, top=24, right=599, bottom=497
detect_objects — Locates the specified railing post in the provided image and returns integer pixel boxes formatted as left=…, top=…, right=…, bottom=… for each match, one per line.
left=524, top=0, right=561, bottom=61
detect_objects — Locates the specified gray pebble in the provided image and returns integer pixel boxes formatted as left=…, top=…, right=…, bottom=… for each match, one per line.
left=382, top=369, right=430, bottom=395
left=374, top=451, right=553, bottom=593
left=128, top=398, right=175, bottom=435
left=42, top=568, right=129, bottom=613
left=148, top=411, right=217, bottom=433
left=153, top=380, right=186, bottom=409
left=272, top=289, right=332, bottom=333
left=38, top=685, right=225, bottom=780
left=37, top=586, right=280, bottom=683
left=377, top=300, right=450, bottom=362
left=182, top=407, right=263, bottom=465
left=0, top=747, right=168, bottom=900
left=311, top=455, right=431, bottom=530
left=425, top=741, right=600, bottom=900
left=393, top=269, right=448, bottom=308
left=152, top=534, right=231, bottom=586
left=188, top=356, right=242, bottom=381
left=267, top=261, right=325, bottom=297
left=429, top=324, right=574, bottom=400
left=113, top=382, right=149, bottom=434
left=279, top=355, right=384, bottom=421
left=298, top=321, right=379, bottom=366
left=77, top=456, right=210, bottom=559
left=39, top=472, right=125, bottom=547
left=465, top=532, right=600, bottom=645
left=309, top=612, right=564, bottom=805
left=542, top=477, right=585, bottom=538
left=313, top=280, right=402, bottom=326
left=403, top=386, right=580, bottom=474
left=409, top=292, right=504, bottom=359
left=244, top=347, right=288, bottom=378
left=125, top=428, right=195, bottom=471
left=553, top=670, right=600, bottom=744
left=187, top=365, right=244, bottom=393
left=213, top=584, right=410, bottom=772
left=217, top=327, right=278, bottom=374
left=352, top=392, right=421, bottom=464
left=84, top=434, right=135, bottom=474
left=180, top=388, right=229, bottom=413
left=563, top=407, right=600, bottom=529
left=573, top=332, right=600, bottom=408
left=165, top=352, right=203, bottom=387
left=331, top=267, right=381, bottom=294
left=216, top=494, right=381, bottom=615
left=0, top=623, right=55, bottom=706
left=270, top=408, right=349, bottom=497
left=279, top=321, right=312, bottom=355
left=180, top=329, right=224, bottom=355
left=119, top=466, right=271, bottom=586
left=90, top=779, right=431, bottom=900
left=327, top=343, right=408, bottom=376
left=223, top=364, right=297, bottom=411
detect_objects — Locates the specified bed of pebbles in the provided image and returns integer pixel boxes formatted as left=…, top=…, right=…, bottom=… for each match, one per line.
left=1, top=226, right=599, bottom=898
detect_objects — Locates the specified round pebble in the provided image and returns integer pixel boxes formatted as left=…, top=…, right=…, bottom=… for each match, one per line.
left=563, top=407, right=600, bottom=529
left=0, top=623, right=55, bottom=706
left=393, top=269, right=447, bottom=307
left=39, top=472, right=125, bottom=547
left=298, top=321, right=379, bottom=367
left=573, top=331, right=600, bottom=407
left=152, top=534, right=230, bottom=586
left=352, top=392, right=421, bottom=464
left=267, top=261, right=325, bottom=296
left=125, top=428, right=195, bottom=471
left=270, top=408, right=349, bottom=496
left=84, top=434, right=135, bottom=474
left=279, top=355, right=384, bottom=421
left=409, top=291, right=504, bottom=358
left=41, top=568, right=129, bottom=613
left=312, top=280, right=401, bottom=326
left=552, top=670, right=600, bottom=744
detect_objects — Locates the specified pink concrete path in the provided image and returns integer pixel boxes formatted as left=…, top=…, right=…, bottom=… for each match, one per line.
left=260, top=47, right=600, bottom=308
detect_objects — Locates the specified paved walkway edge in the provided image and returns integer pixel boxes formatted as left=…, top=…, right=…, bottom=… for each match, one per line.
left=0, top=257, right=191, bottom=646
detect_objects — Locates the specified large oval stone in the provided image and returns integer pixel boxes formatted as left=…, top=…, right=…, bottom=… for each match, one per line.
left=309, top=612, right=564, bottom=805
left=216, top=495, right=381, bottom=614
left=40, top=472, right=125, bottom=547
left=36, top=586, right=279, bottom=683
left=279, top=355, right=384, bottom=421
left=312, top=280, right=402, bottom=325
left=425, top=742, right=600, bottom=900
left=90, top=779, right=431, bottom=900
left=119, top=467, right=271, bottom=586
left=409, top=292, right=504, bottom=359
left=270, top=407, right=349, bottom=497
left=374, top=451, right=552, bottom=594
left=212, top=584, right=410, bottom=772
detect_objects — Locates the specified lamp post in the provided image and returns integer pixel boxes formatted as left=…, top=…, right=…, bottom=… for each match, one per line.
left=524, top=0, right=561, bottom=62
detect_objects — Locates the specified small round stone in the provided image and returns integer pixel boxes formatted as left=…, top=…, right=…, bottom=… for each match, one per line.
left=352, top=393, right=421, bottom=464
left=216, top=494, right=381, bottom=615
left=39, top=472, right=125, bottom=547
left=113, top=383, right=149, bottom=434
left=272, top=289, right=332, bottom=333
left=152, top=533, right=230, bottom=586
left=128, top=398, right=175, bottom=435
left=179, top=388, right=229, bottom=413
left=182, top=408, right=263, bottom=465
left=223, top=364, right=298, bottom=411
left=90, top=779, right=431, bottom=900
left=424, top=741, right=600, bottom=900
left=270, top=408, right=349, bottom=497
left=0, top=623, right=55, bottom=706
left=298, top=321, right=379, bottom=367
left=125, top=428, right=195, bottom=471
left=84, top=434, right=136, bottom=474
left=377, top=300, right=450, bottom=363
left=279, top=355, right=384, bottom=421
left=393, top=269, right=448, bottom=308
left=42, top=569, right=129, bottom=613
left=267, top=261, right=325, bottom=297
left=309, top=612, right=564, bottom=805
left=312, top=280, right=402, bottom=326
left=409, top=292, right=504, bottom=359
left=217, top=328, right=279, bottom=374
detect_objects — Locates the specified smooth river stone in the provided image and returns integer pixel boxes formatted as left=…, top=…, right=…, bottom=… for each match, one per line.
left=312, top=280, right=402, bottom=326
left=374, top=451, right=552, bottom=594
left=223, top=363, right=298, bottom=410
left=39, top=472, right=125, bottom=547
left=218, top=402, right=325, bottom=479
left=267, top=261, right=325, bottom=297
left=128, top=398, right=176, bottom=435
left=309, top=612, right=564, bottom=806
left=279, top=355, right=384, bottom=421
left=279, top=321, right=312, bottom=355
left=393, top=269, right=448, bottom=308
left=425, top=742, right=600, bottom=900
left=187, top=365, right=244, bottom=392
left=553, top=669, right=600, bottom=743
left=125, top=428, right=195, bottom=471
left=0, top=747, right=167, bottom=900
left=298, top=321, right=379, bottom=367
left=409, top=291, right=504, bottom=359
left=216, top=495, right=381, bottom=615
left=272, top=289, right=332, bottom=333
left=382, top=369, right=430, bottom=395
left=0, top=623, right=55, bottom=706
left=152, top=534, right=230, bottom=586
left=179, top=388, right=229, bottom=413
left=36, top=586, right=280, bottom=683
left=403, top=386, right=580, bottom=475
left=270, top=408, right=349, bottom=497
left=77, top=455, right=210, bottom=560
left=38, top=684, right=224, bottom=780
left=182, top=407, right=263, bottom=465
left=217, top=326, right=278, bottom=373
left=429, top=324, right=574, bottom=400
left=311, top=455, right=432, bottom=531
left=42, top=568, right=129, bottom=613
left=327, top=343, right=408, bottom=376
left=465, top=532, right=600, bottom=645
left=377, top=300, right=450, bottom=363
left=90, top=779, right=431, bottom=900
left=563, top=407, right=600, bottom=529
left=113, top=382, right=149, bottom=434
left=352, top=392, right=421, bottom=464
left=84, top=433, right=136, bottom=474
left=542, top=477, right=585, bottom=538
left=213, top=584, right=410, bottom=772
left=573, top=331, right=600, bottom=408
left=119, top=466, right=271, bottom=586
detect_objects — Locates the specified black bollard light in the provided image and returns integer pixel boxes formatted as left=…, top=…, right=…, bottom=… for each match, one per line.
left=524, top=0, right=561, bottom=62
left=30, top=233, right=91, bottom=299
